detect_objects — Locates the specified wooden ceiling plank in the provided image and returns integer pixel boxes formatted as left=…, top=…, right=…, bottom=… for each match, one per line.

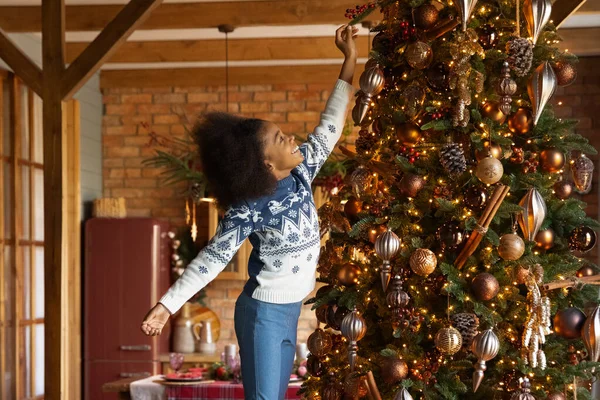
left=62, top=0, right=163, bottom=100
left=557, top=27, right=600, bottom=55
left=66, top=36, right=370, bottom=64
left=0, top=28, right=43, bottom=96
left=551, top=0, right=588, bottom=27
left=100, top=63, right=367, bottom=88
left=0, top=1, right=382, bottom=32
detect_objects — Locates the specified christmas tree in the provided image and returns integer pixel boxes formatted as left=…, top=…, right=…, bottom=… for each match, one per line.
left=301, top=0, right=600, bottom=399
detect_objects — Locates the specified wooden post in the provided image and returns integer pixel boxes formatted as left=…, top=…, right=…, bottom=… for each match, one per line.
left=42, top=0, right=66, bottom=398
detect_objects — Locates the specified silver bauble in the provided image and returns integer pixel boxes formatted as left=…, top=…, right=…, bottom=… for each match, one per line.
left=340, top=307, right=367, bottom=372
left=471, top=329, right=500, bottom=392
left=375, top=229, right=401, bottom=291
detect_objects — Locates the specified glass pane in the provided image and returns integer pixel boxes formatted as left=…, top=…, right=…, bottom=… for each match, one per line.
left=20, top=85, right=29, bottom=161
left=34, top=324, right=44, bottom=396
left=3, top=162, right=11, bottom=240
left=33, top=169, right=44, bottom=242
left=23, top=246, right=30, bottom=320
left=32, top=94, right=43, bottom=164
left=2, top=244, right=15, bottom=400
left=24, top=326, right=31, bottom=398
left=34, top=247, right=44, bottom=319
left=21, top=166, right=30, bottom=240
left=2, top=81, right=10, bottom=157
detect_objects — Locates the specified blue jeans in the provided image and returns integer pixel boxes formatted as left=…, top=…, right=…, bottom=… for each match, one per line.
left=234, top=291, right=302, bottom=400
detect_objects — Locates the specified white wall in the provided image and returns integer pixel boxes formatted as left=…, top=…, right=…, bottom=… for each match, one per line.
left=0, top=33, right=103, bottom=220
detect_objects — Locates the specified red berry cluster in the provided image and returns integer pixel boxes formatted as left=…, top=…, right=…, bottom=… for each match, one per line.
left=345, top=3, right=377, bottom=19
left=314, top=174, right=344, bottom=193
left=398, top=21, right=417, bottom=40
left=522, top=152, right=539, bottom=173
left=509, top=146, right=524, bottom=164
left=399, top=146, right=421, bottom=163
left=411, top=353, right=439, bottom=384
left=430, top=108, right=450, bottom=120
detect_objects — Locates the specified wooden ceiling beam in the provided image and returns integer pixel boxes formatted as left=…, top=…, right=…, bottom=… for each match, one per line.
left=550, top=0, right=587, bottom=27
left=557, top=27, right=600, bottom=55
left=0, top=1, right=382, bottom=32
left=62, top=0, right=163, bottom=100
left=66, top=36, right=371, bottom=64
left=100, top=63, right=367, bottom=88
left=0, top=28, right=43, bottom=96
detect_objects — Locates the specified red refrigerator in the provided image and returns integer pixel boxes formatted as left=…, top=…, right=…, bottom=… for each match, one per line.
left=84, top=218, right=171, bottom=400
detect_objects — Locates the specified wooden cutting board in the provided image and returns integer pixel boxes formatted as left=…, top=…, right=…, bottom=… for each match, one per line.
left=187, top=303, right=221, bottom=343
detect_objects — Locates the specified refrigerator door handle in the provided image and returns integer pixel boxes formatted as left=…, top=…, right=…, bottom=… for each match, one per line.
left=119, top=344, right=152, bottom=351
left=119, top=372, right=152, bottom=378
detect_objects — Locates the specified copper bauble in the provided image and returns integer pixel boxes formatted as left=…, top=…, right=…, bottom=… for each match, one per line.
left=553, top=180, right=573, bottom=199
left=481, top=102, right=507, bottom=124
left=307, top=328, right=333, bottom=357
left=552, top=60, right=577, bottom=87
left=426, top=62, right=451, bottom=91
left=307, top=354, right=326, bottom=377
left=395, top=122, right=422, bottom=146
left=338, top=263, right=361, bottom=286
left=405, top=41, right=433, bottom=70
left=508, top=108, right=534, bottom=135
left=409, top=248, right=437, bottom=277
left=576, top=264, right=597, bottom=278
left=472, top=273, right=500, bottom=301
left=546, top=392, right=566, bottom=400
left=477, top=24, right=499, bottom=50
left=414, top=4, right=439, bottom=29
left=464, top=186, right=488, bottom=211
left=435, top=326, right=463, bottom=355
left=334, top=306, right=350, bottom=329
left=398, top=173, right=425, bottom=198
left=436, top=221, right=465, bottom=251
left=475, top=156, right=504, bottom=184
left=475, top=140, right=503, bottom=161
left=316, top=304, right=329, bottom=324
left=382, top=358, right=409, bottom=384
left=535, top=228, right=554, bottom=250
left=568, top=226, right=597, bottom=253
left=553, top=307, right=586, bottom=339
left=368, top=224, right=388, bottom=244
left=539, top=148, right=565, bottom=173
left=498, top=233, right=525, bottom=260
left=344, top=197, right=362, bottom=220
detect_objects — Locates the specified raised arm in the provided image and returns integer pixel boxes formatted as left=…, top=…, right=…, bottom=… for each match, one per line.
left=298, top=25, right=358, bottom=183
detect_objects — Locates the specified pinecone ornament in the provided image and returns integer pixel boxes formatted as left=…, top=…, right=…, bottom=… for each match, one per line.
left=356, top=129, right=378, bottom=154
left=506, top=38, right=533, bottom=77
left=440, top=143, right=467, bottom=176
left=450, top=313, right=480, bottom=348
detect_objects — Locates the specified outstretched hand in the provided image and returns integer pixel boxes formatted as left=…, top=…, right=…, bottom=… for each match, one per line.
left=141, top=303, right=171, bottom=336
left=335, top=24, right=359, bottom=59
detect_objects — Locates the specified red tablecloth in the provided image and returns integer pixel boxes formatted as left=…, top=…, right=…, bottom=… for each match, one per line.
left=166, top=381, right=302, bottom=400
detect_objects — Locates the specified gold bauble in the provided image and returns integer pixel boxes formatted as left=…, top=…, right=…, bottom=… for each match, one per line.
left=395, top=122, right=422, bottom=146
left=540, top=148, right=565, bottom=173
left=414, top=4, right=440, bottom=29
left=307, top=328, right=333, bottom=357
left=475, top=156, right=504, bottom=184
left=535, top=228, right=555, bottom=250
left=381, top=358, right=409, bottom=384
left=480, top=102, right=507, bottom=124
left=472, top=272, right=500, bottom=301
left=435, top=326, right=463, bottom=355
left=553, top=180, right=573, bottom=199
left=337, top=262, right=361, bottom=286
left=409, top=248, right=437, bottom=277
left=405, top=41, right=433, bottom=70
left=552, top=60, right=577, bottom=87
left=475, top=140, right=503, bottom=161
left=344, top=196, right=362, bottom=220
left=498, top=233, right=525, bottom=260
left=508, top=108, right=533, bottom=135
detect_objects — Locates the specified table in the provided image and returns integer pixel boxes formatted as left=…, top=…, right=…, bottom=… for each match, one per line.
left=102, top=377, right=138, bottom=399
left=166, top=381, right=302, bottom=400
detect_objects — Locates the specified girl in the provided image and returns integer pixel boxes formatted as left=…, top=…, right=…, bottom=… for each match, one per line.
left=141, top=24, right=358, bottom=400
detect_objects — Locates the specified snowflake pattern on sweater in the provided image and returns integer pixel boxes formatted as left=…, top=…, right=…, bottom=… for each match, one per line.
left=158, top=79, right=354, bottom=313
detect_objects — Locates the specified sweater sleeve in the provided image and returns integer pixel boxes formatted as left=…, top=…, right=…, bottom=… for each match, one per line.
left=158, top=202, right=258, bottom=314
left=298, top=79, right=354, bottom=183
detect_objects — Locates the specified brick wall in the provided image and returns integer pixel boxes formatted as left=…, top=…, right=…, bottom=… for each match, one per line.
left=102, top=82, right=337, bottom=345
left=101, top=56, right=600, bottom=347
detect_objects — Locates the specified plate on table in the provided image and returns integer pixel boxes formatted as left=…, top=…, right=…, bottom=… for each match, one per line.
left=163, top=372, right=204, bottom=382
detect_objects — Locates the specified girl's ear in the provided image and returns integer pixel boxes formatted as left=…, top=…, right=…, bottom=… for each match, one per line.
left=264, top=160, right=273, bottom=170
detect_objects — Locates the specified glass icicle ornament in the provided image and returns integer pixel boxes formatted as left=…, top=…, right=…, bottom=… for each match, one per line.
left=522, top=273, right=551, bottom=370
left=571, top=153, right=594, bottom=194
left=528, top=62, right=557, bottom=125
left=523, top=0, right=552, bottom=45
left=374, top=229, right=401, bottom=291
left=471, top=329, right=500, bottom=392
left=340, top=307, right=367, bottom=372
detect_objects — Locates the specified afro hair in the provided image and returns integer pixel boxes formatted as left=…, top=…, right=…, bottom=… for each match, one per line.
left=194, top=112, right=277, bottom=209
